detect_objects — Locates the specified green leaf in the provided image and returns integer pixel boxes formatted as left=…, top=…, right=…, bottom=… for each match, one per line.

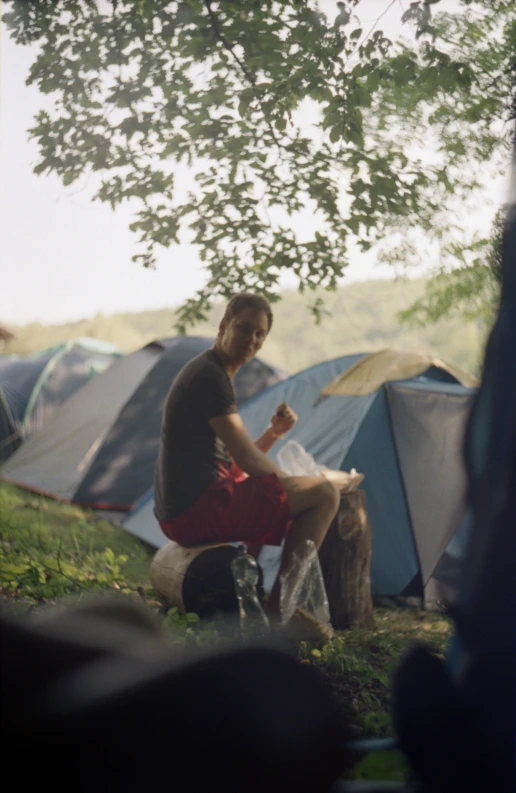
left=62, top=171, right=77, bottom=186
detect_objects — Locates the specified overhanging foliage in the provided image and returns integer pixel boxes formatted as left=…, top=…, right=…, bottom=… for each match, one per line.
left=5, top=0, right=515, bottom=328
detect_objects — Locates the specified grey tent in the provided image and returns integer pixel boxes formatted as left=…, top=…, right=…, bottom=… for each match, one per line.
left=0, top=338, right=121, bottom=463
left=0, top=336, right=287, bottom=510
left=123, top=352, right=475, bottom=601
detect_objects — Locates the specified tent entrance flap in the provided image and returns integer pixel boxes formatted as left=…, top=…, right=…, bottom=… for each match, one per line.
left=387, top=383, right=473, bottom=590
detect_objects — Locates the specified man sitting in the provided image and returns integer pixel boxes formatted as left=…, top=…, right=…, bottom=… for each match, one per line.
left=154, top=293, right=340, bottom=614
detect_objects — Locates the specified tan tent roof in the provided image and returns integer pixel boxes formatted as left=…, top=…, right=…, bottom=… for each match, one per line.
left=320, top=348, right=479, bottom=397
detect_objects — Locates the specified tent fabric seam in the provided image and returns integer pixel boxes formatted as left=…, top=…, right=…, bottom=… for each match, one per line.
left=0, top=385, right=18, bottom=437
left=74, top=499, right=132, bottom=511
left=20, top=341, right=74, bottom=427
left=0, top=477, right=73, bottom=504
left=0, top=386, right=22, bottom=453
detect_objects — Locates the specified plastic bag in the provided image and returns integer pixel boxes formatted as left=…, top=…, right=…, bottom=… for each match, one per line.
left=279, top=539, right=331, bottom=628
left=278, top=440, right=328, bottom=477
left=278, top=439, right=365, bottom=493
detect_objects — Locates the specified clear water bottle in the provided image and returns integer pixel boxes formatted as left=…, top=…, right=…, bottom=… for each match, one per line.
left=230, top=546, right=270, bottom=638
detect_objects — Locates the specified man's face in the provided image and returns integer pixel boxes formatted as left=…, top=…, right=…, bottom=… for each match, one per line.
left=218, top=307, right=269, bottom=364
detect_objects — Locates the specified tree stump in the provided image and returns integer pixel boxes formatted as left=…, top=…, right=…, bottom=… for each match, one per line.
left=150, top=541, right=263, bottom=618
left=318, top=489, right=374, bottom=630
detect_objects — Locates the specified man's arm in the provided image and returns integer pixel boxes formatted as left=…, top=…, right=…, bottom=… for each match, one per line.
left=227, top=427, right=278, bottom=478
left=225, top=402, right=298, bottom=476
left=254, top=427, right=281, bottom=454
left=209, top=413, right=285, bottom=478
left=254, top=402, right=297, bottom=454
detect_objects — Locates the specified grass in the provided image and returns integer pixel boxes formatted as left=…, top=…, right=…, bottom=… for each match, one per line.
left=0, top=480, right=453, bottom=782
left=300, top=607, right=451, bottom=739
left=0, top=481, right=154, bottom=607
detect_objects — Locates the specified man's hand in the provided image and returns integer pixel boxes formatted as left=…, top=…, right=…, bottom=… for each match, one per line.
left=271, top=402, right=297, bottom=436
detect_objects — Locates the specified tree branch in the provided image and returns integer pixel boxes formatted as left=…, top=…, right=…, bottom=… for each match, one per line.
left=203, top=0, right=256, bottom=86
left=202, top=0, right=290, bottom=151
left=346, top=0, right=398, bottom=65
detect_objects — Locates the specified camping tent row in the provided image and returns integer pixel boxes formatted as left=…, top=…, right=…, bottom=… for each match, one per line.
left=124, top=350, right=477, bottom=604
left=0, top=338, right=121, bottom=463
left=0, top=336, right=288, bottom=509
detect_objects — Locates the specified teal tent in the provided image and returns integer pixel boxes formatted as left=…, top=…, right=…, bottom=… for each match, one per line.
left=0, top=338, right=121, bottom=462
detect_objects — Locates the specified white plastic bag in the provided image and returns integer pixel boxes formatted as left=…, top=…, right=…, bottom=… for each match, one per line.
left=279, top=539, right=331, bottom=626
left=278, top=440, right=328, bottom=477
left=278, top=439, right=365, bottom=492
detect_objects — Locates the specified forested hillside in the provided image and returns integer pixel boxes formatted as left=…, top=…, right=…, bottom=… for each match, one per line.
left=4, top=278, right=488, bottom=375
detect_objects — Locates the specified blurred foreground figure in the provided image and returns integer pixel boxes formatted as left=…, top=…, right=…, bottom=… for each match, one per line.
left=392, top=129, right=516, bottom=793
left=1, top=597, right=352, bottom=793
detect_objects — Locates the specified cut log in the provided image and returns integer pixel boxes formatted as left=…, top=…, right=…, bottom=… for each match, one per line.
left=318, top=489, right=374, bottom=630
left=150, top=541, right=264, bottom=618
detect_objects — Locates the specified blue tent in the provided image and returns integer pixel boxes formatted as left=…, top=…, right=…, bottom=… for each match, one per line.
left=0, top=338, right=121, bottom=463
left=240, top=355, right=475, bottom=602
left=124, top=352, right=476, bottom=601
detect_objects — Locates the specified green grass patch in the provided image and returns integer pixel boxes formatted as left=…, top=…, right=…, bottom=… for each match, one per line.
left=0, top=481, right=154, bottom=606
left=300, top=608, right=451, bottom=740
left=351, top=750, right=408, bottom=783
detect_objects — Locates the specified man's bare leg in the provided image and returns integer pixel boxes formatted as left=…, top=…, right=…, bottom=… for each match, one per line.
left=266, top=476, right=340, bottom=614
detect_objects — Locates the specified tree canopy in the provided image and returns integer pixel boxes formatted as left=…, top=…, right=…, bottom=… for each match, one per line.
left=399, top=206, right=505, bottom=328
left=5, top=0, right=515, bottom=329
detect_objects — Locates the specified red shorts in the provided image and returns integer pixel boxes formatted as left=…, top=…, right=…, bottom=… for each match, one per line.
left=159, top=473, right=293, bottom=547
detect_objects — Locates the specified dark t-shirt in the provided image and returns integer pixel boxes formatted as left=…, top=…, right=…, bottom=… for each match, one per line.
left=154, top=349, right=238, bottom=522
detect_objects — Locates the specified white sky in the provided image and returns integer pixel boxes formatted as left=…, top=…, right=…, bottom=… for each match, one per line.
left=0, top=0, right=508, bottom=326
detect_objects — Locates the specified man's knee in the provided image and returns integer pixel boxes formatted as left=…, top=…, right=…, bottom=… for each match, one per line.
left=316, top=478, right=340, bottom=513
left=281, top=475, right=340, bottom=517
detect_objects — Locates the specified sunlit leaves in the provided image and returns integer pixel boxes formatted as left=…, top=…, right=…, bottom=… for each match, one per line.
left=399, top=208, right=504, bottom=327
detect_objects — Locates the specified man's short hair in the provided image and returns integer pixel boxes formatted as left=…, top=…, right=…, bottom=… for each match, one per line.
left=222, top=293, right=273, bottom=332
